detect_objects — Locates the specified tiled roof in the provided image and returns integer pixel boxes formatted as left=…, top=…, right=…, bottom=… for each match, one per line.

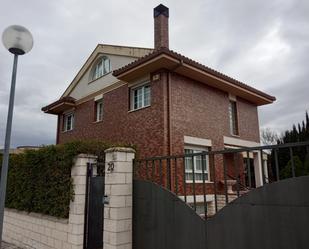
left=113, top=47, right=276, bottom=101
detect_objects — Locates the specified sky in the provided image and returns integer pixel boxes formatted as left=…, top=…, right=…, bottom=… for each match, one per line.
left=0, top=0, right=308, bottom=148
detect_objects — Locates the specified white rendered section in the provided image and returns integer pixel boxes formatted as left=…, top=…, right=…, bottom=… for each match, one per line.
left=70, top=54, right=136, bottom=100
left=104, top=147, right=135, bottom=249
left=223, top=136, right=260, bottom=147
left=184, top=135, right=212, bottom=147
left=94, top=94, right=103, bottom=101
left=253, top=151, right=264, bottom=187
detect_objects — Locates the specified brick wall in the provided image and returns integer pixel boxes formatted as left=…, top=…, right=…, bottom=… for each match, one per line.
left=58, top=75, right=169, bottom=158
left=57, top=71, right=260, bottom=196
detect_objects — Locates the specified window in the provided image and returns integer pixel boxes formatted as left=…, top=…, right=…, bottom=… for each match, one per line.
left=184, top=146, right=209, bottom=182
left=130, top=83, right=151, bottom=110
left=92, top=56, right=111, bottom=80
left=229, top=100, right=239, bottom=135
left=63, top=113, right=74, bottom=131
left=96, top=100, right=103, bottom=122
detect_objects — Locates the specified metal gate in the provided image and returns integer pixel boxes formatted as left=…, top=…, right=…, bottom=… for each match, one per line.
left=84, top=162, right=105, bottom=249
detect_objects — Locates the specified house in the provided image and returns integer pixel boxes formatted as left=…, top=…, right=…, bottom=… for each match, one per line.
left=42, top=4, right=275, bottom=198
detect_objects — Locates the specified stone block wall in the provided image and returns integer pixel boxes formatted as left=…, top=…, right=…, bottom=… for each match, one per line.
left=103, top=147, right=135, bottom=249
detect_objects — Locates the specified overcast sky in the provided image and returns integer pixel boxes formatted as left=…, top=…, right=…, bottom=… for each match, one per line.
left=0, top=0, right=308, bottom=148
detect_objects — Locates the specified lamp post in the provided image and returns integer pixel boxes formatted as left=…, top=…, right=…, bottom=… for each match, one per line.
left=0, top=25, right=33, bottom=246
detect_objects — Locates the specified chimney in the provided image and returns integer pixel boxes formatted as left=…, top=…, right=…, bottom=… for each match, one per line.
left=154, top=4, right=169, bottom=49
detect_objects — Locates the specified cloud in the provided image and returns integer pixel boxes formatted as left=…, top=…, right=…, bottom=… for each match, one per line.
left=0, top=0, right=308, bottom=147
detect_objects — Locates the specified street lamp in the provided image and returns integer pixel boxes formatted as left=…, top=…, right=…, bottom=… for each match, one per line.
left=0, top=25, right=33, bottom=246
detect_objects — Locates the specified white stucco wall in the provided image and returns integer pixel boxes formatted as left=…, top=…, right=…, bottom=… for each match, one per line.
left=69, top=54, right=136, bottom=100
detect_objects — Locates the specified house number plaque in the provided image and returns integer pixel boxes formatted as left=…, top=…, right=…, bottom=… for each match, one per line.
left=107, top=162, right=114, bottom=172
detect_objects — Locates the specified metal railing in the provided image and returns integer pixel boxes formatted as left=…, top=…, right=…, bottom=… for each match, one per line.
left=134, top=141, right=309, bottom=219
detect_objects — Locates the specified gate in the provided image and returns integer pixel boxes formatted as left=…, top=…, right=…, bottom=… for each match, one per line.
left=84, top=161, right=105, bottom=249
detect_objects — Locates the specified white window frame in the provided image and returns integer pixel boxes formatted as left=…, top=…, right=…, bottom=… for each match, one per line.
left=184, top=145, right=210, bottom=183
left=96, top=100, right=103, bottom=122
left=92, top=56, right=111, bottom=80
left=130, top=82, right=151, bottom=111
left=63, top=113, right=74, bottom=132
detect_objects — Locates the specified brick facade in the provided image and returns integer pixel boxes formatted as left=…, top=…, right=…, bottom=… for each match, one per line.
left=56, top=70, right=261, bottom=196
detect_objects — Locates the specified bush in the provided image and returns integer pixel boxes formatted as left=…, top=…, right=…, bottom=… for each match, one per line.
left=280, top=155, right=309, bottom=179
left=0, top=140, right=133, bottom=218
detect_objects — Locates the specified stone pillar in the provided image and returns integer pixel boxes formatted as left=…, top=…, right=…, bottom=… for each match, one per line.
left=254, top=151, right=263, bottom=187
left=68, top=154, right=97, bottom=249
left=103, top=147, right=135, bottom=249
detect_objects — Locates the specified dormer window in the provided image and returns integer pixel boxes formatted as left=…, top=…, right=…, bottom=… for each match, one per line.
left=92, top=56, right=111, bottom=80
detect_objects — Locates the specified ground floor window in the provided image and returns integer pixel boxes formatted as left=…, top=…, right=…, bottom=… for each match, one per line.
left=184, top=146, right=210, bottom=182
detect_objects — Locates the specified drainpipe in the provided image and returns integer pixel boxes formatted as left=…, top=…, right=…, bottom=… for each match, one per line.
left=167, top=71, right=172, bottom=156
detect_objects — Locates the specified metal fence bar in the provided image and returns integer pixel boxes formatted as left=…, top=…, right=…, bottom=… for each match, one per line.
left=246, top=151, right=252, bottom=188
left=167, top=158, right=171, bottom=190
left=159, top=159, right=163, bottom=186
left=182, top=157, right=187, bottom=203
left=210, top=154, right=218, bottom=213
left=289, top=147, right=295, bottom=177
left=260, top=149, right=265, bottom=184
left=151, top=160, right=155, bottom=181
left=174, top=158, right=178, bottom=196
left=234, top=153, right=240, bottom=197
left=146, top=160, right=149, bottom=180
left=223, top=154, right=228, bottom=205
left=191, top=155, right=197, bottom=211
left=201, top=154, right=207, bottom=219
left=274, top=149, right=280, bottom=181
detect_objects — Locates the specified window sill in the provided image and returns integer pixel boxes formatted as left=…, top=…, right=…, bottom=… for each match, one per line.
left=230, top=133, right=240, bottom=138
left=62, top=129, right=73, bottom=133
left=128, top=105, right=151, bottom=113
left=185, top=181, right=213, bottom=184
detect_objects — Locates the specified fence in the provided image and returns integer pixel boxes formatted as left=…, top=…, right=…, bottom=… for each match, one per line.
left=134, top=141, right=309, bottom=218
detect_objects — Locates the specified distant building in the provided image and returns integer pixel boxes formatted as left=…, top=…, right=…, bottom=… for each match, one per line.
left=0, top=146, right=41, bottom=155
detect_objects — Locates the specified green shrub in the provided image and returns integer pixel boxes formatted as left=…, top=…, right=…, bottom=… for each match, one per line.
left=280, top=155, right=309, bottom=179
left=0, top=140, right=134, bottom=218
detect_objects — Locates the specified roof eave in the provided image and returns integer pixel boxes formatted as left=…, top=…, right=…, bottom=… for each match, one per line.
left=114, top=53, right=275, bottom=106
left=42, top=98, right=76, bottom=115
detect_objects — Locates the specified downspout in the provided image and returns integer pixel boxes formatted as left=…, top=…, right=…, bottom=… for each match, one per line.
left=56, top=115, right=60, bottom=144
left=168, top=59, right=184, bottom=155
left=167, top=71, right=172, bottom=156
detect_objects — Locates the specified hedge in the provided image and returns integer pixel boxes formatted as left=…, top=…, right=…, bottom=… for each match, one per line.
left=0, top=140, right=133, bottom=219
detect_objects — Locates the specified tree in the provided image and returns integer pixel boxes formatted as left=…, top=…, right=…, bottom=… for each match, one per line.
left=260, top=128, right=280, bottom=146
left=280, top=156, right=308, bottom=179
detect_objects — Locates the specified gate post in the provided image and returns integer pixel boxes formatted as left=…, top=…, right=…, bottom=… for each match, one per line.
left=104, top=147, right=135, bottom=249
left=69, top=154, right=97, bottom=249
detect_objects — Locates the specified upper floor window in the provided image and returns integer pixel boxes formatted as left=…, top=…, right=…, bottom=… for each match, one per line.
left=96, top=100, right=103, bottom=122
left=184, top=146, right=209, bottom=182
left=130, top=83, right=151, bottom=110
left=229, top=100, right=239, bottom=135
left=92, top=56, right=111, bottom=80
left=63, top=113, right=74, bottom=132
